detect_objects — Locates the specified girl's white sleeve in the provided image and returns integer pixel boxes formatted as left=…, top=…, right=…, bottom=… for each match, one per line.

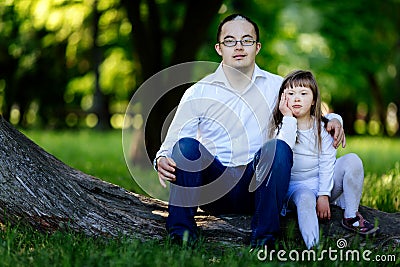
left=276, top=116, right=297, bottom=149
left=325, top=113, right=343, bottom=126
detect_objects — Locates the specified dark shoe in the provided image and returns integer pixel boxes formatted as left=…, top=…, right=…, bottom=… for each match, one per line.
left=168, top=231, right=199, bottom=248
left=341, top=212, right=379, bottom=236
left=249, top=235, right=276, bottom=252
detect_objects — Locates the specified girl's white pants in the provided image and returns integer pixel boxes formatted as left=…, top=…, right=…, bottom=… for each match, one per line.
left=288, top=153, right=364, bottom=249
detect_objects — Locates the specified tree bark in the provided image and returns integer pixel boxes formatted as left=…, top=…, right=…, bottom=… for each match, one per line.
left=0, top=115, right=399, bottom=249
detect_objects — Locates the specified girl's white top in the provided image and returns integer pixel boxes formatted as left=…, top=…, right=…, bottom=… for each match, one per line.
left=277, top=116, right=336, bottom=196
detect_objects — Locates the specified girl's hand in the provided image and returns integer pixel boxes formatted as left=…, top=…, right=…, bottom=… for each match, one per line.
left=279, top=91, right=293, bottom=117
left=317, top=195, right=331, bottom=220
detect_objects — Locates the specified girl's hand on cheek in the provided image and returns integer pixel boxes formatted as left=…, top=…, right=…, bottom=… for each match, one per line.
left=279, top=91, right=293, bottom=117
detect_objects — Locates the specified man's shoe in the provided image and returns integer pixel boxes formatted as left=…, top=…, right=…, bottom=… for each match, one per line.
left=249, top=235, right=276, bottom=252
left=168, top=231, right=199, bottom=248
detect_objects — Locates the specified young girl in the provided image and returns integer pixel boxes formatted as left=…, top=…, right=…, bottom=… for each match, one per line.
left=270, top=70, right=378, bottom=249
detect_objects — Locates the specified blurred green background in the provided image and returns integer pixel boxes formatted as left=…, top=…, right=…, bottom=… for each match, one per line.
left=1, top=0, right=399, bottom=175
left=1, top=3, right=399, bottom=263
left=1, top=2, right=399, bottom=129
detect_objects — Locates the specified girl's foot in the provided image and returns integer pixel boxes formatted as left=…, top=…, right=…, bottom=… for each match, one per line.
left=341, top=212, right=379, bottom=235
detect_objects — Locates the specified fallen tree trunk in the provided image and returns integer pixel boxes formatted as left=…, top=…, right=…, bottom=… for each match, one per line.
left=0, top=116, right=399, bottom=249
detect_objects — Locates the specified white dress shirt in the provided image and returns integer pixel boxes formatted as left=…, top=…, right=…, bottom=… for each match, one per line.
left=156, top=63, right=283, bottom=166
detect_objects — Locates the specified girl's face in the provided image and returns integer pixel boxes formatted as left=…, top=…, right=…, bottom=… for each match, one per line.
left=285, top=86, right=315, bottom=119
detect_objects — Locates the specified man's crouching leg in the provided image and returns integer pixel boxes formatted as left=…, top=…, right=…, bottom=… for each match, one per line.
left=250, top=139, right=293, bottom=248
left=166, top=137, right=214, bottom=245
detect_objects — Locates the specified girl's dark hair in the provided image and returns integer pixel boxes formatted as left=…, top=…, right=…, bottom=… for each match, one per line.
left=269, top=70, right=329, bottom=151
left=216, top=14, right=260, bottom=42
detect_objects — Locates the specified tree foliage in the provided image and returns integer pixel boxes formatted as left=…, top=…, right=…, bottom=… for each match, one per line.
left=0, top=0, right=398, bottom=137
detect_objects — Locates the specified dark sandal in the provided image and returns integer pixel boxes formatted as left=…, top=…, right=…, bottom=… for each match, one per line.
left=341, top=214, right=379, bottom=235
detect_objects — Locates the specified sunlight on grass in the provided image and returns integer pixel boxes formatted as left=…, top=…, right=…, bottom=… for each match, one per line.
left=337, top=137, right=400, bottom=176
left=362, top=163, right=400, bottom=212
left=336, top=136, right=400, bottom=212
left=21, top=129, right=144, bottom=193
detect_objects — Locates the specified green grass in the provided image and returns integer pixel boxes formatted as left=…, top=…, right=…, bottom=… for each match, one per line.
left=337, top=136, right=400, bottom=177
left=1, top=130, right=398, bottom=266
left=1, top=222, right=398, bottom=267
left=336, top=137, right=400, bottom=212
left=20, top=129, right=148, bottom=195
left=1, top=222, right=399, bottom=267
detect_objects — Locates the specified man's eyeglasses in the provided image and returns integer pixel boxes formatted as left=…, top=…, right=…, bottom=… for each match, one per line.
left=219, top=38, right=257, bottom=47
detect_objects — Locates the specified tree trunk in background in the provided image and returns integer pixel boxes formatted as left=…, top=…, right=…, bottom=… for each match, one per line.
left=366, top=72, right=387, bottom=135
left=393, top=38, right=400, bottom=137
left=121, top=0, right=223, bottom=165
left=0, top=115, right=399, bottom=249
left=91, top=0, right=111, bottom=130
left=330, top=99, right=357, bottom=136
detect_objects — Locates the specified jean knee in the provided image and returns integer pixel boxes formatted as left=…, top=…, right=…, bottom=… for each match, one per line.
left=272, top=139, right=293, bottom=167
left=275, top=139, right=292, bottom=155
left=172, top=137, right=201, bottom=161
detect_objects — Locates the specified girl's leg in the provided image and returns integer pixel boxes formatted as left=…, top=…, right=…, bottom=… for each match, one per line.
left=331, top=153, right=377, bottom=234
left=331, top=153, right=364, bottom=218
left=290, top=188, right=319, bottom=249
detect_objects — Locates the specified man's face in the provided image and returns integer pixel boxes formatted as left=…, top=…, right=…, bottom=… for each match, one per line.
left=215, top=19, right=261, bottom=71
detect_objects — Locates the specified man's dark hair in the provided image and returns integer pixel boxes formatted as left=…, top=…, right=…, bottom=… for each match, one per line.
left=216, top=14, right=260, bottom=43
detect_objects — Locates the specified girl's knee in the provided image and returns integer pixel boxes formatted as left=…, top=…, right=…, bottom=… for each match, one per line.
left=293, top=190, right=316, bottom=210
left=346, top=153, right=363, bottom=167
left=300, top=193, right=316, bottom=206
left=341, top=153, right=364, bottom=177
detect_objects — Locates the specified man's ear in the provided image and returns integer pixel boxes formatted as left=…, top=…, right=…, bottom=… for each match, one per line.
left=255, top=42, right=261, bottom=55
left=215, top=43, right=222, bottom=56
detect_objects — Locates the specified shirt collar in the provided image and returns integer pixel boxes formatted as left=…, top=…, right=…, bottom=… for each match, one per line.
left=252, top=64, right=266, bottom=80
left=207, top=63, right=266, bottom=88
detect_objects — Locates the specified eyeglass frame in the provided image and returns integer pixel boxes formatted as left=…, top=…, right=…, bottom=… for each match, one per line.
left=218, top=38, right=258, bottom=47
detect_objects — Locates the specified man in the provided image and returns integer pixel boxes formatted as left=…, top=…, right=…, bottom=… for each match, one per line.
left=154, top=14, right=345, bottom=248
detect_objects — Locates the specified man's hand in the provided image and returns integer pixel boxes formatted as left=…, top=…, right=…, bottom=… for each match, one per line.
left=326, top=118, right=346, bottom=148
left=156, top=156, right=176, bottom=188
left=316, top=195, right=331, bottom=220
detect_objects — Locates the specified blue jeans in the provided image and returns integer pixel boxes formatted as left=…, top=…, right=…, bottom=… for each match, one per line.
left=166, top=137, right=293, bottom=244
